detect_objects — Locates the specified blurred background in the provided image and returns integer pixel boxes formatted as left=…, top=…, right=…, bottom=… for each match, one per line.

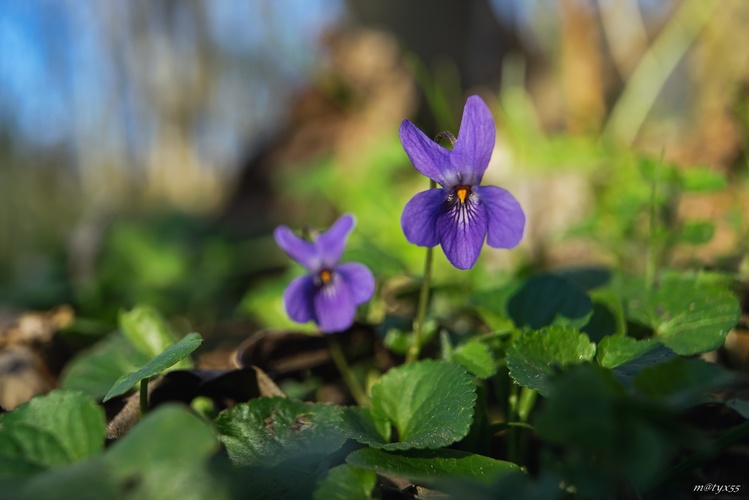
left=2, top=0, right=749, bottom=333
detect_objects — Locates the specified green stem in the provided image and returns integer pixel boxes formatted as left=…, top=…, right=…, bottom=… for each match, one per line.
left=139, top=377, right=149, bottom=416
left=407, top=179, right=437, bottom=363
left=645, top=163, right=658, bottom=288
left=507, top=382, right=520, bottom=463
left=327, top=336, right=369, bottom=407
left=517, top=387, right=538, bottom=422
left=646, top=151, right=665, bottom=288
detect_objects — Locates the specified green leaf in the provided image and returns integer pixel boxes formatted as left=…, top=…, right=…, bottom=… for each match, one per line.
left=726, top=399, right=749, bottom=419
left=214, top=397, right=346, bottom=467
left=595, top=337, right=676, bottom=388
left=313, top=465, right=377, bottom=500
left=471, top=286, right=519, bottom=332
left=103, top=332, right=203, bottom=402
left=633, top=358, right=735, bottom=409
left=383, top=327, right=411, bottom=355
left=443, top=471, right=562, bottom=500
left=341, top=406, right=391, bottom=445
left=119, top=306, right=181, bottom=360
left=638, top=158, right=680, bottom=186
left=239, top=457, right=328, bottom=500
left=535, top=364, right=680, bottom=496
left=581, top=302, right=619, bottom=343
left=367, top=360, right=477, bottom=450
left=617, top=274, right=740, bottom=355
left=346, top=448, right=520, bottom=485
left=677, top=220, right=715, bottom=245
left=59, top=332, right=150, bottom=400
left=596, top=336, right=661, bottom=369
left=507, top=326, right=596, bottom=397
left=451, top=339, right=497, bottom=378
left=104, top=404, right=226, bottom=500
left=507, top=274, right=593, bottom=330
left=0, top=390, right=105, bottom=478
left=14, top=459, right=120, bottom=500
left=680, top=167, right=728, bottom=193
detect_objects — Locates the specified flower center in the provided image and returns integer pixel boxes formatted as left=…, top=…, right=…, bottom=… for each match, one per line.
left=319, top=269, right=333, bottom=285
left=455, top=185, right=471, bottom=204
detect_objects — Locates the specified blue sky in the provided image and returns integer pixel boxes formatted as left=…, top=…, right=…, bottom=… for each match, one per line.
left=0, top=0, right=671, bottom=162
left=0, top=1, right=343, bottom=158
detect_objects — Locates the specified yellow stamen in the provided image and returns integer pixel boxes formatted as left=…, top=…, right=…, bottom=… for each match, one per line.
left=457, top=187, right=468, bottom=204
left=320, top=270, right=332, bottom=284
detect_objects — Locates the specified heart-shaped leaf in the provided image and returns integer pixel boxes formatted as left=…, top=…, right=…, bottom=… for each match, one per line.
left=596, top=336, right=676, bottom=388
left=346, top=448, right=520, bottom=485
left=104, top=404, right=227, bottom=500
left=342, top=406, right=391, bottom=445
left=214, top=397, right=346, bottom=467
left=535, top=364, right=679, bottom=496
left=507, top=274, right=593, bottom=330
left=596, top=336, right=662, bottom=369
left=120, top=306, right=184, bottom=361
left=450, top=339, right=496, bottom=378
left=103, top=332, right=203, bottom=402
left=355, top=360, right=476, bottom=450
left=633, top=358, right=735, bottom=409
left=0, top=391, right=105, bottom=478
left=12, top=459, right=118, bottom=500
left=60, top=332, right=150, bottom=400
left=507, top=326, right=596, bottom=397
left=472, top=274, right=595, bottom=332
left=313, top=465, right=377, bottom=500
left=617, top=274, right=740, bottom=355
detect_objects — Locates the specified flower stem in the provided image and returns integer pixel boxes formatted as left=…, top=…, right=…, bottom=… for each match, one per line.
left=407, top=178, right=438, bottom=364
left=507, top=382, right=520, bottom=463
left=646, top=150, right=665, bottom=289
left=327, top=335, right=369, bottom=407
left=139, top=377, right=149, bottom=416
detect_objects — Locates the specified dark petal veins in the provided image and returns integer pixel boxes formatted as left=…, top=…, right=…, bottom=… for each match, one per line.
left=315, top=214, right=355, bottom=269
left=274, top=226, right=320, bottom=271
left=400, top=120, right=459, bottom=187
left=283, top=275, right=317, bottom=324
left=437, top=194, right=488, bottom=270
left=474, top=185, right=525, bottom=249
left=451, top=95, right=496, bottom=185
left=336, top=262, right=375, bottom=305
left=313, top=274, right=357, bottom=333
left=401, top=188, right=448, bottom=247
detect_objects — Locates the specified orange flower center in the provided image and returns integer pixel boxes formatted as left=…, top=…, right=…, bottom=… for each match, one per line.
left=456, top=186, right=469, bottom=204
left=319, top=270, right=333, bottom=284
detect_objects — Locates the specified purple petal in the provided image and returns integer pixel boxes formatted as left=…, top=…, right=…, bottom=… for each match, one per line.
left=283, top=275, right=316, bottom=324
left=475, top=185, right=525, bottom=249
left=274, top=226, right=319, bottom=271
left=437, top=195, right=488, bottom=270
left=314, top=275, right=357, bottom=333
left=452, top=96, right=496, bottom=185
left=400, top=120, right=458, bottom=187
left=401, top=188, right=447, bottom=247
left=337, top=262, right=375, bottom=304
left=315, top=214, right=355, bottom=269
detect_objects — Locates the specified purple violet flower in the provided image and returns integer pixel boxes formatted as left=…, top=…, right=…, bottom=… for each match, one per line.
left=274, top=214, right=375, bottom=333
left=400, top=95, right=525, bottom=270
